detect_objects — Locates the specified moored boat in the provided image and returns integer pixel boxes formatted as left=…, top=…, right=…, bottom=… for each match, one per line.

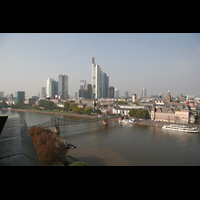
left=162, top=124, right=199, bottom=133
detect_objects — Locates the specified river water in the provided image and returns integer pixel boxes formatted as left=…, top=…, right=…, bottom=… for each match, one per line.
left=1, top=110, right=200, bottom=166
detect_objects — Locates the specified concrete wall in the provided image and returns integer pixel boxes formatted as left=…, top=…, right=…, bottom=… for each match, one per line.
left=0, top=114, right=41, bottom=166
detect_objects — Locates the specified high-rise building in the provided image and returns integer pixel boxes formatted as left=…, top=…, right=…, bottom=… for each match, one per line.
left=84, top=84, right=92, bottom=99
left=142, top=88, right=146, bottom=97
left=15, top=91, right=25, bottom=104
left=92, top=56, right=109, bottom=99
left=132, top=94, right=137, bottom=102
left=114, top=88, right=120, bottom=98
left=108, top=86, right=115, bottom=98
left=47, top=78, right=58, bottom=98
left=102, top=73, right=109, bottom=98
left=124, top=91, right=128, bottom=98
left=80, top=80, right=86, bottom=90
left=58, top=74, right=68, bottom=99
left=41, top=87, right=46, bottom=98
left=6, top=94, right=13, bottom=100
left=0, top=92, right=4, bottom=97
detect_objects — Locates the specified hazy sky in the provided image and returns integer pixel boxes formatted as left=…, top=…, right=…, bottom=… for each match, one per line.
left=0, top=33, right=200, bottom=98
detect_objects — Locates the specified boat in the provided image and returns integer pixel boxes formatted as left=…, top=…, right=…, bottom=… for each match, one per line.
left=119, top=118, right=136, bottom=124
left=162, top=124, right=199, bottom=133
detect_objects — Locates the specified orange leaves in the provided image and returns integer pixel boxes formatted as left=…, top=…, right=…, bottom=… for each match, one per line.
left=29, top=126, right=68, bottom=166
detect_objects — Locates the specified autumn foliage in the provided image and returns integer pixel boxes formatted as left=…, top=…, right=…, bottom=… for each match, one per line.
left=29, top=126, right=68, bottom=166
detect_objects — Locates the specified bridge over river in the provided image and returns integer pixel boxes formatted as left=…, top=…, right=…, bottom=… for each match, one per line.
left=28, top=115, right=119, bottom=134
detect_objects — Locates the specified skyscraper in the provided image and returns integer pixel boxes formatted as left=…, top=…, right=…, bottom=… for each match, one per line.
left=108, top=86, right=114, bottom=98
left=102, top=72, right=109, bottom=98
left=80, top=80, right=86, bottom=90
left=92, top=56, right=109, bottom=99
left=58, top=74, right=68, bottom=99
left=0, top=92, right=4, bottom=97
left=15, top=91, right=25, bottom=104
left=84, top=84, right=92, bottom=99
left=114, top=88, right=120, bottom=98
left=41, top=87, right=46, bottom=98
left=124, top=91, right=128, bottom=98
left=142, top=88, right=146, bottom=98
left=47, top=78, right=58, bottom=98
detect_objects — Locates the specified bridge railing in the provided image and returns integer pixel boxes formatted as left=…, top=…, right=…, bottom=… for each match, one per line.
left=28, top=115, right=119, bottom=129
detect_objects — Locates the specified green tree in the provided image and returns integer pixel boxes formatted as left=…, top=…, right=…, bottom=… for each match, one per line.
left=32, top=105, right=39, bottom=110
left=117, top=101, right=127, bottom=105
left=129, top=109, right=137, bottom=117
left=64, top=101, right=70, bottom=112
left=43, top=101, right=54, bottom=110
left=129, top=109, right=149, bottom=119
left=74, top=107, right=84, bottom=114
left=69, top=161, right=88, bottom=166
left=83, top=107, right=93, bottom=115
left=0, top=100, right=9, bottom=108
left=69, top=102, right=78, bottom=112
left=95, top=109, right=101, bottom=114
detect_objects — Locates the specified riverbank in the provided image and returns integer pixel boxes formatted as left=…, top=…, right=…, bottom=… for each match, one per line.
left=1, top=108, right=96, bottom=119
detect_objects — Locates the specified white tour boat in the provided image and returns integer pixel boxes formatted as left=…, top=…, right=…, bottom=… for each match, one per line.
left=162, top=124, right=199, bottom=133
left=119, top=118, right=136, bottom=124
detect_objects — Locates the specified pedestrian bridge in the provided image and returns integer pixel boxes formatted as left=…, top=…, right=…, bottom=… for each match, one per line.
left=28, top=115, right=119, bottom=130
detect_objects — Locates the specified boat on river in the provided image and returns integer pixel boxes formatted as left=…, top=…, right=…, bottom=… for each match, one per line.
left=119, top=118, right=136, bottom=124
left=162, top=124, right=199, bottom=133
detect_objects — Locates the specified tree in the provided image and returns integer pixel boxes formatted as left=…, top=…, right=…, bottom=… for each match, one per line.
left=129, top=109, right=149, bottom=119
left=0, top=100, right=9, bottom=108
left=69, top=102, right=78, bottom=112
left=74, top=107, right=84, bottom=114
left=95, top=109, right=101, bottom=114
left=64, top=101, right=70, bottom=112
left=29, top=126, right=68, bottom=166
left=69, top=161, right=88, bottom=166
left=129, top=109, right=137, bottom=117
left=43, top=101, right=54, bottom=110
left=83, top=107, right=93, bottom=115
left=117, top=101, right=127, bottom=105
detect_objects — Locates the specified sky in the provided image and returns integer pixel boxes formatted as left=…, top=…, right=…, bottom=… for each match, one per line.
left=0, top=33, right=200, bottom=98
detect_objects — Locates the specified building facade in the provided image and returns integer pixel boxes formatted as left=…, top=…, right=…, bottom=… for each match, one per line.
left=92, top=56, right=109, bottom=99
left=108, top=86, right=115, bottom=98
left=114, top=88, right=120, bottom=98
left=58, top=74, right=68, bottom=100
left=102, top=73, right=109, bottom=98
left=132, top=94, right=137, bottom=102
left=84, top=84, right=92, bottom=99
left=0, top=92, right=4, bottom=97
left=80, top=80, right=86, bottom=90
left=142, top=88, right=146, bottom=98
left=41, top=87, right=46, bottom=98
left=47, top=78, right=58, bottom=98
left=124, top=91, right=128, bottom=98
left=166, top=90, right=171, bottom=103
left=15, top=91, right=25, bottom=104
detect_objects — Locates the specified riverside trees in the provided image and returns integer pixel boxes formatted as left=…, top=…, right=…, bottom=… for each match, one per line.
left=129, top=109, right=150, bottom=119
left=29, top=126, right=68, bottom=166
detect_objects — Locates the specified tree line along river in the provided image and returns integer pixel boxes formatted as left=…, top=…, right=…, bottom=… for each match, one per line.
left=1, top=109, right=200, bottom=166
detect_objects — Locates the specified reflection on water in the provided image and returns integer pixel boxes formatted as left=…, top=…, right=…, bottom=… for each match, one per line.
left=1, top=110, right=200, bottom=166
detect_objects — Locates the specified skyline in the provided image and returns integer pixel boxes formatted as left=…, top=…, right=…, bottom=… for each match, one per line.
left=0, top=33, right=200, bottom=97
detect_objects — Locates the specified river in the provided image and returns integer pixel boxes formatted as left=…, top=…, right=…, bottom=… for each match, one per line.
left=1, top=109, right=200, bottom=166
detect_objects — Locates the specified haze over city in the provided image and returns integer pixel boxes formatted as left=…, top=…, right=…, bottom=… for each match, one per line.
left=0, top=33, right=200, bottom=97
